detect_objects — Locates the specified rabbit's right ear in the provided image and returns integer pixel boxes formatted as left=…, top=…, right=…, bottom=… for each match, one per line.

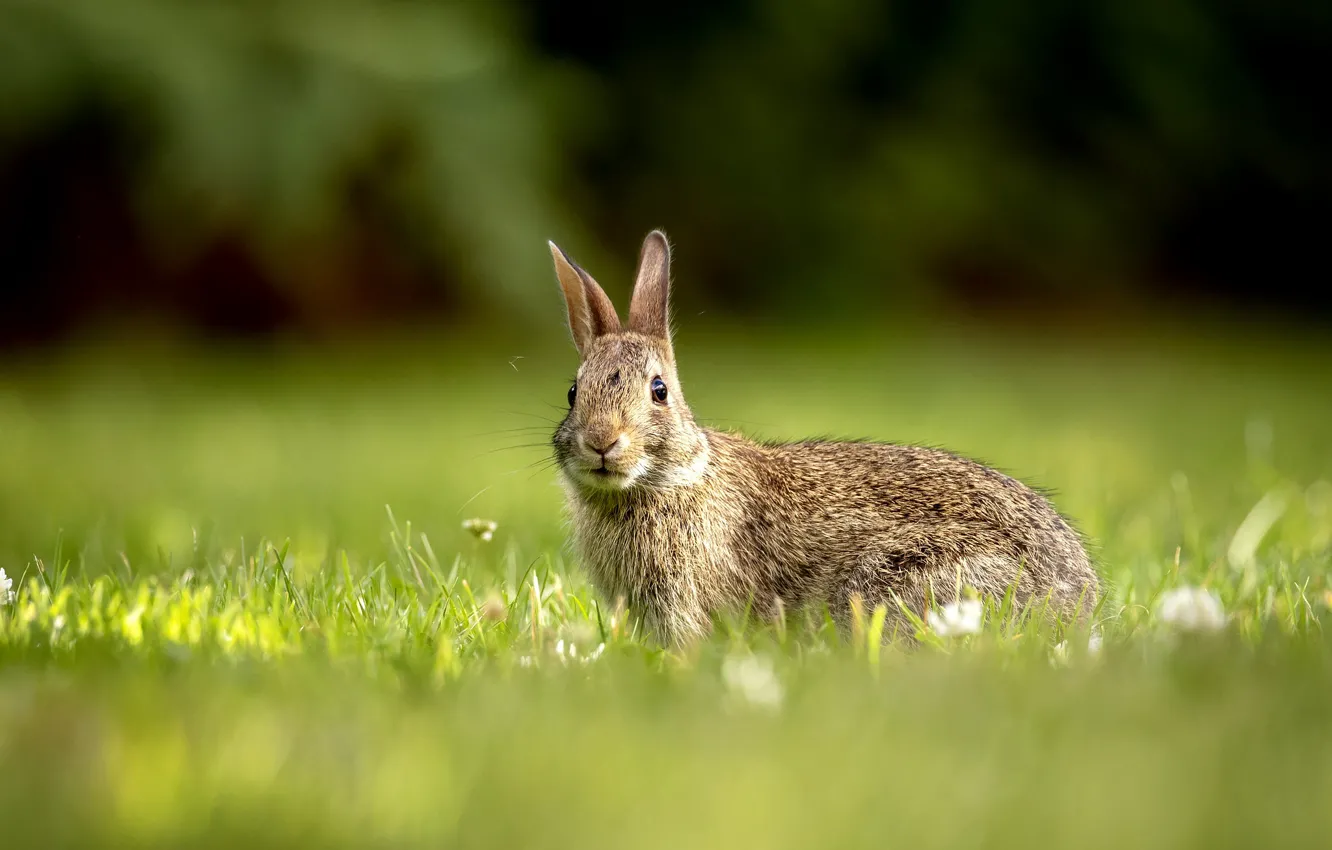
left=628, top=230, right=671, bottom=342
left=549, top=241, right=621, bottom=356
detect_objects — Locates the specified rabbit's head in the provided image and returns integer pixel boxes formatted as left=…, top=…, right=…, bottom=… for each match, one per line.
left=549, top=231, right=709, bottom=492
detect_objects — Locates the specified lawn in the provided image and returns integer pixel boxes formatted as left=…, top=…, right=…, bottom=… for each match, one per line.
left=2, top=315, right=1331, bottom=848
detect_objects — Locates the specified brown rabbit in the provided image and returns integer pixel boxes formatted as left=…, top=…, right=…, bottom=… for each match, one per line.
left=548, top=230, right=1099, bottom=646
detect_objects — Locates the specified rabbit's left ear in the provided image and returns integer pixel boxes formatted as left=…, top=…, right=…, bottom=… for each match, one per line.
left=550, top=240, right=621, bottom=357
left=628, top=230, right=672, bottom=344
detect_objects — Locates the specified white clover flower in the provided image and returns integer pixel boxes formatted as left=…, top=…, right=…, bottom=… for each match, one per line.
left=1052, top=630, right=1103, bottom=666
left=551, top=638, right=605, bottom=666
left=927, top=598, right=983, bottom=637
left=1050, top=641, right=1070, bottom=666
left=1157, top=586, right=1226, bottom=633
left=462, top=518, right=498, bottom=542
left=722, top=653, right=784, bottom=711
left=0, top=567, right=13, bottom=604
left=1088, top=630, right=1103, bottom=654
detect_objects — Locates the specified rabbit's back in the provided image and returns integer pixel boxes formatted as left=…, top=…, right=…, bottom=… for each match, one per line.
left=718, top=436, right=1096, bottom=621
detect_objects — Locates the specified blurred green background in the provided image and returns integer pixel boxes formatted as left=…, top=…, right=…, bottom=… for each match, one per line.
left=2, top=0, right=1330, bottom=343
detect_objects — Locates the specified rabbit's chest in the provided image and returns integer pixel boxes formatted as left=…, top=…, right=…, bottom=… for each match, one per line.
left=576, top=511, right=692, bottom=574
left=571, top=500, right=724, bottom=591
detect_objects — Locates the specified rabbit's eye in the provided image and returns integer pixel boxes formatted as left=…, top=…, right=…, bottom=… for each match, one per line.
left=568, top=383, right=577, bottom=407
left=650, top=377, right=668, bottom=404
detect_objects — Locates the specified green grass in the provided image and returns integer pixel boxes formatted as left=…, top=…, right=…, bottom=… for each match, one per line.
left=2, top=317, right=1332, bottom=848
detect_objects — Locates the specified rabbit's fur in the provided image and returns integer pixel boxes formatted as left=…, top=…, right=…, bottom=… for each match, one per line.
left=549, top=231, right=1099, bottom=646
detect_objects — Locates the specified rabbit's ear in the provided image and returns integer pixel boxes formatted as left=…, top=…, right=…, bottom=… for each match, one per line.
left=549, top=241, right=621, bottom=356
left=628, top=230, right=671, bottom=344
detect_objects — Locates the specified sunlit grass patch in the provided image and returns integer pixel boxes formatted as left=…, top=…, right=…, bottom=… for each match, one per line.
left=1, top=507, right=1325, bottom=680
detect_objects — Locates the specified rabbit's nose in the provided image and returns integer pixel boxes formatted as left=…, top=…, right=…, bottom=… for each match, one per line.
left=582, top=432, right=627, bottom=458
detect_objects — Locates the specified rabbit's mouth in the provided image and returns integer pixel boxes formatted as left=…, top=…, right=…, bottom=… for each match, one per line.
left=565, top=455, right=648, bottom=491
left=588, top=465, right=631, bottom=484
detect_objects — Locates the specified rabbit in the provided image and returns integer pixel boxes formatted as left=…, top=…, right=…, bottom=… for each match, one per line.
left=547, top=230, right=1099, bottom=646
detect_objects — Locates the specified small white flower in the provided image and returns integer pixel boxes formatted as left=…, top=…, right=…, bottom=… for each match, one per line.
left=927, top=599, right=983, bottom=637
left=462, top=518, right=498, bottom=542
left=722, top=653, right=784, bottom=711
left=1157, top=586, right=1226, bottom=632
left=1087, top=630, right=1103, bottom=654
left=570, top=642, right=606, bottom=666
left=1051, top=641, right=1070, bottom=666
left=1052, top=629, right=1104, bottom=666
left=534, top=638, right=604, bottom=668
left=0, top=567, right=13, bottom=604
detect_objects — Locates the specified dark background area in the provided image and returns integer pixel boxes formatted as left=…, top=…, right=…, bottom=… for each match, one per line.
left=2, top=0, right=1329, bottom=346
